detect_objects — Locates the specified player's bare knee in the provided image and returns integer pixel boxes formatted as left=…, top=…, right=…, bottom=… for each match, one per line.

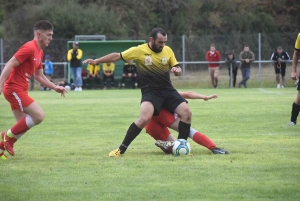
left=136, top=116, right=151, bottom=128
left=33, top=111, right=45, bottom=124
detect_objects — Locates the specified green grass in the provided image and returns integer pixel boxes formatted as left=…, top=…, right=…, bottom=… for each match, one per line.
left=0, top=88, right=299, bottom=201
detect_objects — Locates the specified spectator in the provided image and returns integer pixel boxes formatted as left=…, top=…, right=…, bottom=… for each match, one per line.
left=102, top=62, right=115, bottom=89
left=238, top=45, right=255, bottom=88
left=206, top=44, right=220, bottom=88
left=86, top=58, right=101, bottom=89
left=67, top=41, right=83, bottom=91
left=121, top=60, right=138, bottom=89
left=40, top=54, right=54, bottom=91
left=44, top=54, right=53, bottom=81
left=225, top=52, right=238, bottom=88
left=270, top=46, right=290, bottom=88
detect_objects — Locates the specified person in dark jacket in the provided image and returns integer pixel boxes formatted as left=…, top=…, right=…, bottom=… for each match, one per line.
left=225, top=52, right=238, bottom=88
left=270, top=46, right=290, bottom=88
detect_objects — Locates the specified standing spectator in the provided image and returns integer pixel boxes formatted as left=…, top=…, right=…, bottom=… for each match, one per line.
left=86, top=58, right=101, bottom=89
left=44, top=54, right=53, bottom=81
left=67, top=41, right=83, bottom=91
left=121, top=60, right=138, bottom=89
left=206, top=44, right=220, bottom=88
left=270, top=46, right=290, bottom=88
left=40, top=54, right=54, bottom=91
left=238, top=45, right=255, bottom=88
left=225, top=52, right=238, bottom=88
left=102, top=62, right=115, bottom=89
left=288, top=33, right=300, bottom=126
left=0, top=20, right=67, bottom=159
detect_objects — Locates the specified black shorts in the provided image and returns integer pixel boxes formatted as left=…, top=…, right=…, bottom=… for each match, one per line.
left=274, top=65, right=286, bottom=76
left=141, top=86, right=187, bottom=116
left=297, top=78, right=300, bottom=91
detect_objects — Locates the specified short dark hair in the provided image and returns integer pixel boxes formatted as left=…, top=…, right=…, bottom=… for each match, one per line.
left=33, top=20, right=53, bottom=31
left=150, top=28, right=167, bottom=40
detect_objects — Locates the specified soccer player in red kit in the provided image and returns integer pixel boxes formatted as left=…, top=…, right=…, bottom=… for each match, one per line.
left=146, top=91, right=230, bottom=154
left=0, top=20, right=67, bottom=159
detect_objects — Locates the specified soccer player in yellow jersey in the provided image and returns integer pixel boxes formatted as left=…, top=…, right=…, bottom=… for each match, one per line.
left=83, top=28, right=192, bottom=156
left=289, top=33, right=300, bottom=126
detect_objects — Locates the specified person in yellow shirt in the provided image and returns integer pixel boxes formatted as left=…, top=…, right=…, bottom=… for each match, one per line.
left=102, top=62, right=115, bottom=89
left=67, top=41, right=83, bottom=91
left=86, top=59, right=101, bottom=89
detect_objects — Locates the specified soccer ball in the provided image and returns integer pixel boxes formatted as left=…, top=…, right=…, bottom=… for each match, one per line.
left=172, top=139, right=191, bottom=156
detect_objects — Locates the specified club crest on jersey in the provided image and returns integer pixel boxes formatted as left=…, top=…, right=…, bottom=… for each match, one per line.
left=145, top=56, right=152, bottom=65
left=161, top=57, right=168, bottom=65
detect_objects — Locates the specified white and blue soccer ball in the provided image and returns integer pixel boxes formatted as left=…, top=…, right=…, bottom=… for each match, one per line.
left=172, top=139, right=191, bottom=156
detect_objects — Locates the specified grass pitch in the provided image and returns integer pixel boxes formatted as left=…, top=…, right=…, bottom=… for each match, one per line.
left=0, top=87, right=299, bottom=201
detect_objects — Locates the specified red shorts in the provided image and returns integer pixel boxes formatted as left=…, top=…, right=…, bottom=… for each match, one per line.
left=3, top=87, right=34, bottom=111
left=145, top=109, right=176, bottom=140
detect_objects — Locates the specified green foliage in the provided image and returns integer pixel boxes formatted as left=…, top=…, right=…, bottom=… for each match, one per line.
left=0, top=88, right=299, bottom=200
left=1, top=0, right=299, bottom=40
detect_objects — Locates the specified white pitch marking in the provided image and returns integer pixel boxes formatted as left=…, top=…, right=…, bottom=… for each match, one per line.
left=258, top=88, right=283, bottom=95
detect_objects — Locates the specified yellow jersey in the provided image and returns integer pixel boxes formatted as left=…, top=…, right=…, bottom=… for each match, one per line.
left=295, top=33, right=300, bottom=51
left=121, top=43, right=178, bottom=88
left=87, top=63, right=100, bottom=74
left=102, top=63, right=115, bottom=72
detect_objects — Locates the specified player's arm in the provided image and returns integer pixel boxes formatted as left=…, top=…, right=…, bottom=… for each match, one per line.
left=179, top=91, right=218, bottom=101
left=82, top=53, right=121, bottom=65
left=0, top=56, right=20, bottom=95
left=34, top=69, right=67, bottom=97
left=291, top=50, right=299, bottom=80
left=171, top=65, right=182, bottom=76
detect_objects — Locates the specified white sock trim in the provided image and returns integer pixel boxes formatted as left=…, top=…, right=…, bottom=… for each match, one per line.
left=189, top=128, right=197, bottom=138
left=25, top=115, right=36, bottom=128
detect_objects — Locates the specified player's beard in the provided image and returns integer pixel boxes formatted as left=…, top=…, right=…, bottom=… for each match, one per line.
left=151, top=41, right=163, bottom=53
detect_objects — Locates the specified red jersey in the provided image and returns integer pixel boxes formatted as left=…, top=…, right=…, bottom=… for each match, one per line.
left=5, top=40, right=43, bottom=91
left=206, top=50, right=220, bottom=68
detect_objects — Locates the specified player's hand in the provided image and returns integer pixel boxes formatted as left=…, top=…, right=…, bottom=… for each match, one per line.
left=204, top=94, right=218, bottom=101
left=171, top=66, right=182, bottom=76
left=278, top=58, right=282, bottom=63
left=82, top=59, right=97, bottom=65
left=291, top=71, right=298, bottom=80
left=0, top=86, right=3, bottom=95
left=54, top=85, right=68, bottom=97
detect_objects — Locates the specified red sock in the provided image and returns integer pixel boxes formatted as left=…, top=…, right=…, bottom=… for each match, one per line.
left=10, top=117, right=30, bottom=135
left=192, top=131, right=216, bottom=150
